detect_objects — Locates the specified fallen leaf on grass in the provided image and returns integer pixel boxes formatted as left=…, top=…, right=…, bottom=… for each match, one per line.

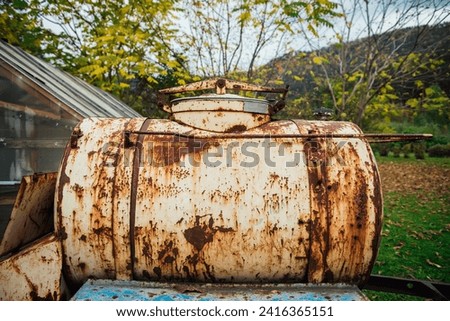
left=426, top=259, right=442, bottom=268
left=401, top=265, right=415, bottom=273
left=393, top=242, right=405, bottom=251
left=385, top=219, right=402, bottom=227
left=427, top=230, right=442, bottom=236
left=411, top=231, right=427, bottom=240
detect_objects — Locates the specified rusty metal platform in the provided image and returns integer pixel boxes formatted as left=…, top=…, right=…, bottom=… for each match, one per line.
left=71, top=279, right=367, bottom=301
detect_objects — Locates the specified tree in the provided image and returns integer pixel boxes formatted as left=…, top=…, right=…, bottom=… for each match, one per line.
left=0, top=0, right=59, bottom=56
left=284, top=0, right=450, bottom=128
left=38, top=0, right=192, bottom=115
left=178, top=0, right=339, bottom=81
left=1, top=0, right=190, bottom=115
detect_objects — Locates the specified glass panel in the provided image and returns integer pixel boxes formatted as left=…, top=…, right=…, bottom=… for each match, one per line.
left=0, top=62, right=80, bottom=240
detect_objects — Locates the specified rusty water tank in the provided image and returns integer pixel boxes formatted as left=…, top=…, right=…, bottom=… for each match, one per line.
left=55, top=79, right=383, bottom=288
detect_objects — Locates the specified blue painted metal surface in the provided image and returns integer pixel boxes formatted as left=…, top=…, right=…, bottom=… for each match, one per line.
left=72, top=279, right=367, bottom=301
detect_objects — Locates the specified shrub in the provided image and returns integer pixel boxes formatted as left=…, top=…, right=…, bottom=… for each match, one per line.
left=427, top=136, right=449, bottom=149
left=413, top=142, right=426, bottom=160
left=402, top=144, right=411, bottom=158
left=428, top=144, right=450, bottom=157
left=378, top=144, right=389, bottom=156
left=392, top=145, right=401, bottom=157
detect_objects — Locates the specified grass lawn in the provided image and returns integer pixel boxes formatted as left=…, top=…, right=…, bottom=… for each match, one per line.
left=362, top=154, right=449, bottom=300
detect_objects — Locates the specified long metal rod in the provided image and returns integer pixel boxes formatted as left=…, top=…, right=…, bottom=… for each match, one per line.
left=124, top=131, right=432, bottom=142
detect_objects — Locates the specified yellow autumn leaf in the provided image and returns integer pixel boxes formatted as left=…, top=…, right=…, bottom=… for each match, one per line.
left=90, top=66, right=107, bottom=77
left=312, top=56, right=325, bottom=65
left=239, top=11, right=251, bottom=23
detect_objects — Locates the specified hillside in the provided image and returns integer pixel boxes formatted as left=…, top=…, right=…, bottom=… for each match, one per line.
left=262, top=22, right=450, bottom=131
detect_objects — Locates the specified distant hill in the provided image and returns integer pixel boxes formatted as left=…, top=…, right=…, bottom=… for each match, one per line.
left=261, top=22, right=450, bottom=121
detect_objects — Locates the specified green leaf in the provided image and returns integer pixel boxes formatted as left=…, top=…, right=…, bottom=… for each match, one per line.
left=425, top=87, right=435, bottom=96
left=13, top=0, right=27, bottom=10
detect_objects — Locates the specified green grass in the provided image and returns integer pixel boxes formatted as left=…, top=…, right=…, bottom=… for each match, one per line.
left=374, top=193, right=449, bottom=281
left=362, top=156, right=449, bottom=300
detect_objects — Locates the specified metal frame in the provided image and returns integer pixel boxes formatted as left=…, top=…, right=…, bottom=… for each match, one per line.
left=364, top=275, right=450, bottom=300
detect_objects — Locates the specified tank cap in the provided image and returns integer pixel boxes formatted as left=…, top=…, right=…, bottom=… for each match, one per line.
left=157, top=78, right=288, bottom=115
left=157, top=79, right=288, bottom=132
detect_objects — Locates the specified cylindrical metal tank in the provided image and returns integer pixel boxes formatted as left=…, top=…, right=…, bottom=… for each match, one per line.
left=55, top=79, right=382, bottom=288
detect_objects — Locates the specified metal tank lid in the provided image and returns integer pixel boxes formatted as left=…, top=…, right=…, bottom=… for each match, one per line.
left=170, top=93, right=270, bottom=114
left=157, top=78, right=288, bottom=132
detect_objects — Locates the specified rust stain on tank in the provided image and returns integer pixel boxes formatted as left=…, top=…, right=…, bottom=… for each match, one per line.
left=224, top=124, right=247, bottom=133
left=148, top=135, right=212, bottom=166
left=92, top=226, right=113, bottom=238
left=77, top=262, right=86, bottom=272
left=183, top=215, right=234, bottom=251
left=184, top=224, right=214, bottom=251
left=250, top=114, right=266, bottom=122
left=153, top=266, right=162, bottom=278
left=140, top=236, right=152, bottom=261
left=257, top=120, right=291, bottom=133
left=157, top=240, right=179, bottom=264
left=30, top=290, right=56, bottom=301
left=302, top=128, right=333, bottom=283
left=354, top=171, right=369, bottom=229
left=72, top=183, right=84, bottom=198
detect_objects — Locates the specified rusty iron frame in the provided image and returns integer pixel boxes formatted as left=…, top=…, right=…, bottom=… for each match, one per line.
left=124, top=130, right=432, bottom=145
left=129, top=119, right=152, bottom=279
left=364, top=275, right=450, bottom=300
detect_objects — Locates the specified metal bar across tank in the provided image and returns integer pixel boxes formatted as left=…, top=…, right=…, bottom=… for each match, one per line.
left=125, top=130, right=432, bottom=142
